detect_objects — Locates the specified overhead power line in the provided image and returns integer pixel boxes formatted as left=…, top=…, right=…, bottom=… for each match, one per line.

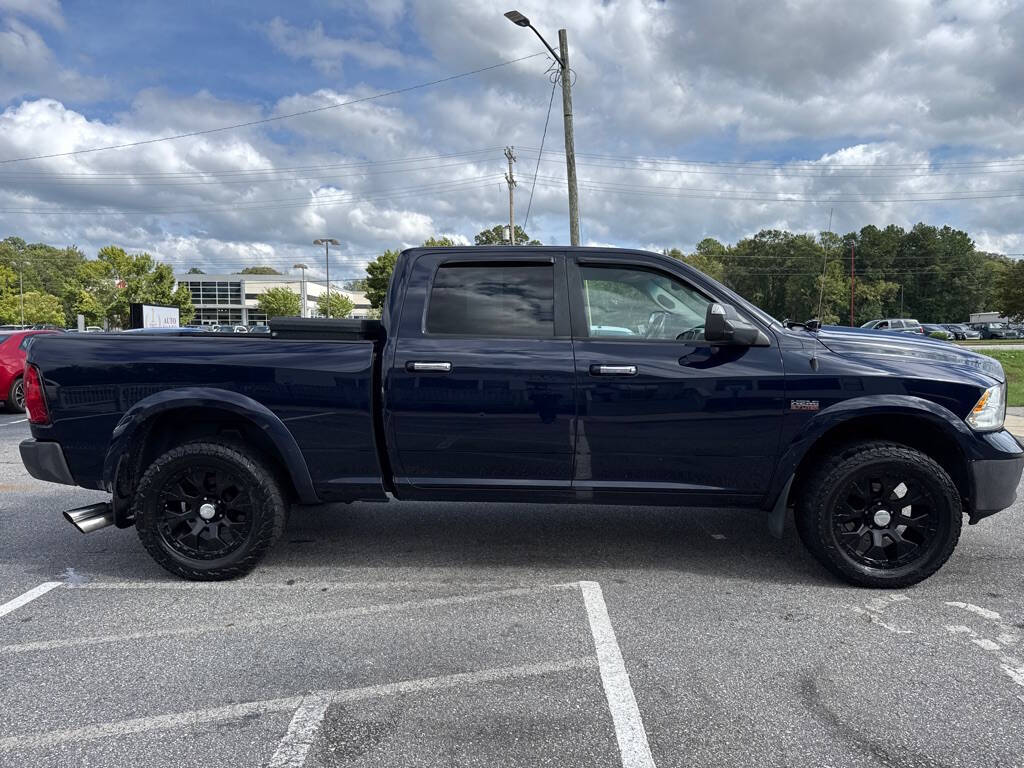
left=0, top=54, right=549, bottom=165
left=519, top=146, right=1024, bottom=171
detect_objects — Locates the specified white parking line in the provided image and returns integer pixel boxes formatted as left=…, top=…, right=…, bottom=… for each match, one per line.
left=266, top=693, right=332, bottom=768
left=0, top=657, right=596, bottom=752
left=579, top=581, right=656, bottom=768
left=0, top=418, right=27, bottom=426
left=0, top=582, right=62, bottom=619
left=0, top=582, right=578, bottom=655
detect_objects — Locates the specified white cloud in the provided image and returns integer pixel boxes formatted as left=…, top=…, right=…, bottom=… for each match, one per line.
left=0, top=16, right=105, bottom=102
left=0, top=0, right=64, bottom=29
left=0, top=0, right=1022, bottom=280
left=265, top=17, right=406, bottom=74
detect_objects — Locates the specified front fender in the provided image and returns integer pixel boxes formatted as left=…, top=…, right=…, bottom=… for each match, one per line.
left=767, top=395, right=974, bottom=507
left=102, top=387, right=318, bottom=504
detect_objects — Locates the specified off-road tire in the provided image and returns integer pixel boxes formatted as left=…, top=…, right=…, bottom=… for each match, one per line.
left=796, top=441, right=962, bottom=588
left=6, top=376, right=24, bottom=413
left=133, top=441, right=287, bottom=580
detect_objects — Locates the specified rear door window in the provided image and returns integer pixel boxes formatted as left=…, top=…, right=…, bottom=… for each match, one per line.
left=426, top=262, right=554, bottom=338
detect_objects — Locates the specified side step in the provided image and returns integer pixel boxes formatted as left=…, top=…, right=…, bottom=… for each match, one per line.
left=64, top=502, right=114, bottom=534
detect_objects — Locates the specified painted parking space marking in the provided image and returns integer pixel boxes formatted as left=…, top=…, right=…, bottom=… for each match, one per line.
left=0, top=581, right=62, bottom=619
left=0, top=418, right=27, bottom=426
left=580, top=581, right=656, bottom=768
left=0, top=582, right=578, bottom=655
left=0, top=658, right=596, bottom=753
left=266, top=693, right=334, bottom=768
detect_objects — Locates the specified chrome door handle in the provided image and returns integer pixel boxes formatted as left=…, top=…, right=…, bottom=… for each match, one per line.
left=590, top=364, right=637, bottom=376
left=406, top=361, right=452, bottom=373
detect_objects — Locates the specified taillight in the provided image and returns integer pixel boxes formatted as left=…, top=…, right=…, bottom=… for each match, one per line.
left=24, top=364, right=49, bottom=425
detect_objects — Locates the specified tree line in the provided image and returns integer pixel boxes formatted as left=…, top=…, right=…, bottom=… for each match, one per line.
left=4, top=221, right=1021, bottom=328
left=361, top=222, right=1020, bottom=326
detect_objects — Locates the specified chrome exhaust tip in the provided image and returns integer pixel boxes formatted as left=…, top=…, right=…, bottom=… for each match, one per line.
left=64, top=503, right=114, bottom=534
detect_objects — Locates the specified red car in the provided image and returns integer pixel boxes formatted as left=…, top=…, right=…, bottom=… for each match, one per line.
left=0, top=330, right=61, bottom=412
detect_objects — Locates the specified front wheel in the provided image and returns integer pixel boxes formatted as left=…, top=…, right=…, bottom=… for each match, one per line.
left=796, top=441, right=962, bottom=588
left=133, top=441, right=287, bottom=580
left=6, top=376, right=25, bottom=413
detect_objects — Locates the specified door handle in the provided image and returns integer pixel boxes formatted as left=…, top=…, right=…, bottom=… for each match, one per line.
left=590, top=364, right=637, bottom=376
left=406, top=361, right=452, bottom=373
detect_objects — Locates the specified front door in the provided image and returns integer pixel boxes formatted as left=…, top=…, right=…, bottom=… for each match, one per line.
left=568, top=255, right=786, bottom=504
left=387, top=252, right=576, bottom=497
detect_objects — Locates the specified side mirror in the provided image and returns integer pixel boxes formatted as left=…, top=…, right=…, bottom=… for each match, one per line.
left=704, top=302, right=767, bottom=346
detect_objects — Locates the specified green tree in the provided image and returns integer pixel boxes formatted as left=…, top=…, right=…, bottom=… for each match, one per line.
left=186, top=267, right=205, bottom=274
left=257, top=286, right=302, bottom=318
left=997, top=259, right=1024, bottom=321
left=422, top=236, right=458, bottom=248
left=316, top=291, right=354, bottom=318
left=365, top=249, right=399, bottom=310
left=95, top=246, right=194, bottom=327
left=474, top=225, right=541, bottom=246
left=0, top=291, right=66, bottom=326
left=344, top=278, right=368, bottom=291
left=237, top=266, right=281, bottom=275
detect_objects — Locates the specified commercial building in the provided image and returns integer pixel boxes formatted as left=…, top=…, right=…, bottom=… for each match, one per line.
left=175, top=273, right=371, bottom=326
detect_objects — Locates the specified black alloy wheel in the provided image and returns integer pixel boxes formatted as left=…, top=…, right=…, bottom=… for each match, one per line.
left=831, top=471, right=940, bottom=569
left=796, top=441, right=961, bottom=588
left=133, top=441, right=287, bottom=580
left=156, top=465, right=255, bottom=560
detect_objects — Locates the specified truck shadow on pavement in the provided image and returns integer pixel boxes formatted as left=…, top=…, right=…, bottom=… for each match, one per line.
left=13, top=498, right=836, bottom=586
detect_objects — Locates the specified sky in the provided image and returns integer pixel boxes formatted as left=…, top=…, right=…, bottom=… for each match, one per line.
left=0, top=0, right=1022, bottom=282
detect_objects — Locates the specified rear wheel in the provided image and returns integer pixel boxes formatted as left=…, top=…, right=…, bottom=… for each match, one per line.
left=133, top=441, right=287, bottom=580
left=6, top=376, right=24, bottom=413
left=796, top=441, right=962, bottom=588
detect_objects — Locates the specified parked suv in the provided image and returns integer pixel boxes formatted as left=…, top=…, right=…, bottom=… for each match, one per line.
left=860, top=318, right=925, bottom=334
left=970, top=322, right=1020, bottom=340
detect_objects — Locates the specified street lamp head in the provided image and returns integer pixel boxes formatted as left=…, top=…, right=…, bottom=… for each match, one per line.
left=313, top=238, right=340, bottom=246
left=504, top=10, right=530, bottom=26
left=293, top=263, right=308, bottom=270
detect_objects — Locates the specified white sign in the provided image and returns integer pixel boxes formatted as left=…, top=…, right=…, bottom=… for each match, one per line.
left=141, top=304, right=180, bottom=328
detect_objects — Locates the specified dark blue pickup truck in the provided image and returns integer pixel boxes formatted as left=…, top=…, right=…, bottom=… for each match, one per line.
left=19, top=247, right=1024, bottom=586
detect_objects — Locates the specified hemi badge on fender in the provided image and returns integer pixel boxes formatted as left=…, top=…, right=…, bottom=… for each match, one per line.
left=790, top=399, right=820, bottom=412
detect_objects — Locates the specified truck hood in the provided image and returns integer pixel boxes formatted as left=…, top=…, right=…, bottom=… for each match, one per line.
left=813, top=325, right=1005, bottom=382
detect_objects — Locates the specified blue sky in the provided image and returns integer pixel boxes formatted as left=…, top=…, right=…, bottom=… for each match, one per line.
left=1, top=0, right=1022, bottom=280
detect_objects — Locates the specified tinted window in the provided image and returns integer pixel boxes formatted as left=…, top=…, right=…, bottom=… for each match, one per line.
left=0, top=334, right=9, bottom=344
left=18, top=335, right=35, bottom=350
left=580, top=266, right=711, bottom=340
left=426, top=263, right=554, bottom=337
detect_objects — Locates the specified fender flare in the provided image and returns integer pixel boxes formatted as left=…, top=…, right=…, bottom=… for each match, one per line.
left=103, top=387, right=319, bottom=505
left=765, top=395, right=972, bottom=515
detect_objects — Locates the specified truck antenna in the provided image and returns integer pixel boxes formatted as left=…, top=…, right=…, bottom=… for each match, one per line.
left=813, top=207, right=834, bottom=329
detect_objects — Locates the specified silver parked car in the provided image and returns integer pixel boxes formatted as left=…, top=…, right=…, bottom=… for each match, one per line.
left=860, top=318, right=925, bottom=334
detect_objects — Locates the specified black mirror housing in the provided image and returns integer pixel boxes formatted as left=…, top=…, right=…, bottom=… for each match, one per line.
left=704, top=302, right=767, bottom=346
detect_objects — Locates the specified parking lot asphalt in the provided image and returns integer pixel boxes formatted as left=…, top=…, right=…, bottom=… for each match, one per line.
left=1, top=412, right=1023, bottom=767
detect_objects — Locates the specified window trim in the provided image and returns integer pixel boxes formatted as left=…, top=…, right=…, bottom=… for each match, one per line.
left=420, top=256, right=570, bottom=340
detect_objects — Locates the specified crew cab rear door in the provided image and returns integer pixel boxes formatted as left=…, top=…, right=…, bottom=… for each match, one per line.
left=386, top=251, right=576, bottom=497
left=567, top=253, right=786, bottom=504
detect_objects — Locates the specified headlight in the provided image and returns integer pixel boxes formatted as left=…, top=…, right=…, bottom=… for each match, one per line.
left=966, top=383, right=1006, bottom=431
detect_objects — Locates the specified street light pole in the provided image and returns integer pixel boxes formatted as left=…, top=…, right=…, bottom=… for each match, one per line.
left=313, top=239, right=340, bottom=318
left=504, top=11, right=580, bottom=245
left=293, top=263, right=308, bottom=317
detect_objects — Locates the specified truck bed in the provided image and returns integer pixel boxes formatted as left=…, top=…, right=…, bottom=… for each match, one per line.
left=26, top=331, right=386, bottom=501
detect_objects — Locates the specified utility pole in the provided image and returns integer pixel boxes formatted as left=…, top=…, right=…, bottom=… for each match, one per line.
left=558, top=29, right=580, bottom=246
left=313, top=239, right=340, bottom=318
left=503, top=12, right=580, bottom=245
left=849, top=243, right=855, bottom=327
left=293, top=263, right=308, bottom=317
left=504, top=146, right=517, bottom=245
